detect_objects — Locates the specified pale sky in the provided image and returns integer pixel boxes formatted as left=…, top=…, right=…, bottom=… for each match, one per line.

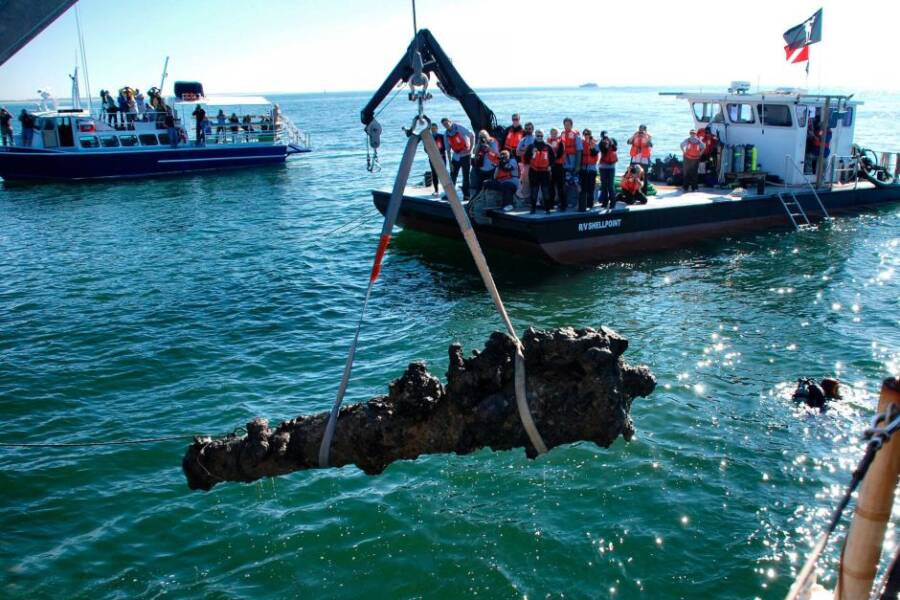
left=0, top=0, right=897, bottom=100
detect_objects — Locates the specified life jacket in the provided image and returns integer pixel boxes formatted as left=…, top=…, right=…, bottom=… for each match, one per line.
left=581, top=137, right=598, bottom=167
left=447, top=128, right=470, bottom=153
left=561, top=129, right=579, bottom=155
left=434, top=134, right=445, bottom=153
left=496, top=162, right=516, bottom=181
left=621, top=171, right=642, bottom=194
left=548, top=138, right=566, bottom=165
left=530, top=146, right=551, bottom=171
left=600, top=139, right=618, bottom=164
left=504, top=127, right=524, bottom=154
left=683, top=139, right=703, bottom=160
left=629, top=131, right=651, bottom=159
left=476, top=138, right=499, bottom=168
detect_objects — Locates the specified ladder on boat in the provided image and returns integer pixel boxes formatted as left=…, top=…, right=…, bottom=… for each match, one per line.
left=781, top=157, right=832, bottom=230
left=777, top=191, right=812, bottom=229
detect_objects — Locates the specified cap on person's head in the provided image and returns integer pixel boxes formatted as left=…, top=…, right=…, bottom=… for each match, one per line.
left=512, top=113, right=520, bottom=121
left=639, top=124, right=647, bottom=130
left=689, top=128, right=696, bottom=134
left=600, top=130, right=608, bottom=136
left=479, top=130, right=489, bottom=140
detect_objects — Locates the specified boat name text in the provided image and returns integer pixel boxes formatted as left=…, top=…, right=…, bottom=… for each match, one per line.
left=578, top=218, right=622, bottom=232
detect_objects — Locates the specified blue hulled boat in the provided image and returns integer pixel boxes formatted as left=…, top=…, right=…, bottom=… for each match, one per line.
left=0, top=85, right=310, bottom=183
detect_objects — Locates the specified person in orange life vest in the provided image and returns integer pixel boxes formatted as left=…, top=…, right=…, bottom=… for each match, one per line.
left=577, top=129, right=600, bottom=212
left=482, top=150, right=520, bottom=210
left=441, top=117, right=475, bottom=200
left=598, top=131, right=618, bottom=209
left=618, top=164, right=647, bottom=205
left=515, top=122, right=536, bottom=198
left=502, top=113, right=525, bottom=156
left=680, top=129, right=706, bottom=192
left=560, top=117, right=582, bottom=173
left=546, top=128, right=567, bottom=211
left=473, top=130, right=500, bottom=193
left=524, top=130, right=557, bottom=213
left=428, top=122, right=448, bottom=196
left=627, top=124, right=652, bottom=193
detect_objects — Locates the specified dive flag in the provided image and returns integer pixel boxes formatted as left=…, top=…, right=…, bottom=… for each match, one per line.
left=783, top=9, right=823, bottom=51
left=784, top=44, right=810, bottom=64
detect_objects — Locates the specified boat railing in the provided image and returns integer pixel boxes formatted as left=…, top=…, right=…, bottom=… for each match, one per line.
left=827, top=154, right=860, bottom=188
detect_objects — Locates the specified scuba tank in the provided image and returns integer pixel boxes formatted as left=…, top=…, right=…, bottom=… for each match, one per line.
left=745, top=144, right=758, bottom=172
left=732, top=145, right=745, bottom=173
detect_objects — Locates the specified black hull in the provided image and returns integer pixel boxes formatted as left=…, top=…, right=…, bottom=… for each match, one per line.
left=0, top=145, right=292, bottom=182
left=372, top=185, right=900, bottom=264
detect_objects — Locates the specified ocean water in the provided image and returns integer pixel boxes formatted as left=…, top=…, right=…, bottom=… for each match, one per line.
left=1, top=87, right=898, bottom=599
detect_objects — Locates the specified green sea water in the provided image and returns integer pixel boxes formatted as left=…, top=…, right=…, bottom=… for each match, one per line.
left=1, top=88, right=898, bottom=599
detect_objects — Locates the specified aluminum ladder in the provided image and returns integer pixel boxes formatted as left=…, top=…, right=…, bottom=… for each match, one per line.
left=777, top=191, right=811, bottom=230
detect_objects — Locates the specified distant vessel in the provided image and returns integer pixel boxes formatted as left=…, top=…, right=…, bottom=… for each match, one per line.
left=579, top=82, right=599, bottom=88
left=0, top=78, right=311, bottom=183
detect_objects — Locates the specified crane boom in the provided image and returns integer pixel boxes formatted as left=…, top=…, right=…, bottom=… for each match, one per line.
left=360, top=29, right=498, bottom=136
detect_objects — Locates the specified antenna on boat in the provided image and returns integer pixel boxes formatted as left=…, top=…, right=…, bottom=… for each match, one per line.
left=69, top=66, right=81, bottom=110
left=159, top=56, right=170, bottom=96
left=74, top=5, right=93, bottom=112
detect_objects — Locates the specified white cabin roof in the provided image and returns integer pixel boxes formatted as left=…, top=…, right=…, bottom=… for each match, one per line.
left=675, top=91, right=862, bottom=106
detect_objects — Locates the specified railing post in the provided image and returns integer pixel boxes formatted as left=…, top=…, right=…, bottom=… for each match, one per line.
left=834, top=377, right=900, bottom=600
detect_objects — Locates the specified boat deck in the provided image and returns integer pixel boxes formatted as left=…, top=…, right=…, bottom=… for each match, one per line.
left=387, top=180, right=872, bottom=221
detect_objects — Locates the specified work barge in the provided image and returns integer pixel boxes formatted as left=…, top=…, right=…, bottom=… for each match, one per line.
left=364, top=31, right=900, bottom=265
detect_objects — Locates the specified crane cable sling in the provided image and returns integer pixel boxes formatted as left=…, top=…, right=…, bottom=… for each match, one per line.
left=784, top=405, right=900, bottom=600
left=319, top=124, right=547, bottom=467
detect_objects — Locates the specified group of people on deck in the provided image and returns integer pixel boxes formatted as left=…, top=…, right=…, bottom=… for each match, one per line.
left=428, top=113, right=717, bottom=212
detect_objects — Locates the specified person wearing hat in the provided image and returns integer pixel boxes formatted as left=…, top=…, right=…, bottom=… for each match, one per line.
left=680, top=128, right=706, bottom=192
left=627, top=124, right=653, bottom=193
left=598, top=131, right=618, bottom=209
left=482, top=150, right=520, bottom=211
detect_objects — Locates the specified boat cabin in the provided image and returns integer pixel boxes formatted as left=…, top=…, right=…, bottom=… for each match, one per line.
left=676, top=83, right=860, bottom=186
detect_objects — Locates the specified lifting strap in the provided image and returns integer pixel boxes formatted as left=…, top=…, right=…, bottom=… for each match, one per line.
left=318, top=132, right=419, bottom=467
left=420, top=128, right=547, bottom=455
left=318, top=124, right=547, bottom=468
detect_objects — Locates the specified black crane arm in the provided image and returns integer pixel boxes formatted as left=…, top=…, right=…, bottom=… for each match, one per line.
left=360, top=29, right=498, bottom=135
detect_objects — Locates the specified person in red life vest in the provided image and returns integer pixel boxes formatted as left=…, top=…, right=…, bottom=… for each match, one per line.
left=473, top=129, right=500, bottom=193
left=560, top=117, right=582, bottom=173
left=598, top=131, right=618, bottom=209
left=577, top=129, right=600, bottom=212
left=627, top=124, right=653, bottom=193
left=546, top=128, right=567, bottom=211
left=523, top=130, right=557, bottom=214
left=617, top=164, right=647, bottom=205
left=502, top=113, right=525, bottom=156
left=440, top=117, right=475, bottom=200
left=427, top=122, right=448, bottom=197
left=482, top=150, right=521, bottom=211
left=679, top=128, right=706, bottom=192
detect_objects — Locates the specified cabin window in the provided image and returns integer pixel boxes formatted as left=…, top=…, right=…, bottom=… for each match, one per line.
left=100, top=136, right=120, bottom=148
left=120, top=135, right=139, bottom=147
left=726, top=103, right=755, bottom=124
left=692, top=102, right=723, bottom=123
left=841, top=107, right=853, bottom=127
left=139, top=134, right=159, bottom=146
left=79, top=136, right=100, bottom=149
left=157, top=132, right=170, bottom=145
left=42, top=119, right=56, bottom=131
left=756, top=104, right=792, bottom=127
